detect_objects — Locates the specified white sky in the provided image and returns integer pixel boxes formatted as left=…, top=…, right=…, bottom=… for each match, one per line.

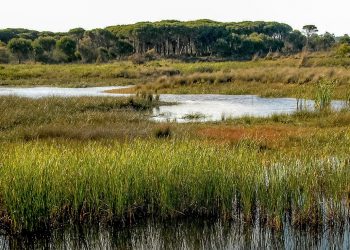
left=0, top=0, right=349, bottom=36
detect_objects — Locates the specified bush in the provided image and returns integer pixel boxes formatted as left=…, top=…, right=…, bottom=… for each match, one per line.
left=154, top=126, right=172, bottom=138
left=129, top=53, right=146, bottom=65
left=335, top=44, right=350, bottom=57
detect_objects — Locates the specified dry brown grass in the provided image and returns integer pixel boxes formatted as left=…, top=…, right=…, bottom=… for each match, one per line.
left=105, top=63, right=350, bottom=99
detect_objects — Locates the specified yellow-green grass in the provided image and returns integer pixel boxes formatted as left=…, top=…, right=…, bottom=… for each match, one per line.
left=1, top=96, right=350, bottom=146
left=0, top=137, right=350, bottom=233
left=0, top=62, right=179, bottom=87
left=0, top=96, right=350, bottom=233
left=121, top=66, right=350, bottom=99
left=0, top=96, right=173, bottom=141
left=1, top=53, right=350, bottom=99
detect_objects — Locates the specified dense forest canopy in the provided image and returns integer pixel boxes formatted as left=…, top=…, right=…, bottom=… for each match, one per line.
left=0, top=20, right=348, bottom=64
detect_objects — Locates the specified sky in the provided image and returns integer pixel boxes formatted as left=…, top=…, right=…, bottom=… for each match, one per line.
left=0, top=0, right=349, bottom=36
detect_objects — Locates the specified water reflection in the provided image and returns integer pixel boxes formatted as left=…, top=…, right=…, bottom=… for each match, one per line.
left=0, top=86, right=346, bottom=122
left=155, top=94, right=345, bottom=122
left=1, top=219, right=350, bottom=249
left=0, top=86, right=131, bottom=98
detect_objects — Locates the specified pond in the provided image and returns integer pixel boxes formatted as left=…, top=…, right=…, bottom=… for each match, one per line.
left=1, top=219, right=349, bottom=249
left=154, top=94, right=344, bottom=122
left=0, top=86, right=345, bottom=122
left=0, top=86, right=131, bottom=98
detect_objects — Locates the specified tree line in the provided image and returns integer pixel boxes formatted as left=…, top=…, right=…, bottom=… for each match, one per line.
left=0, top=20, right=349, bottom=64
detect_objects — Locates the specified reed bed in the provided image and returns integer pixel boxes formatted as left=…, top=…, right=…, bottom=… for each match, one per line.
left=131, top=67, right=350, bottom=98
left=0, top=96, right=167, bottom=141
left=170, top=67, right=349, bottom=85
left=1, top=53, right=350, bottom=88
left=0, top=139, right=350, bottom=233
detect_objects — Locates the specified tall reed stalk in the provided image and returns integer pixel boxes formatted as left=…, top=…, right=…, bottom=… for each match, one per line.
left=0, top=139, right=349, bottom=233
left=314, top=79, right=334, bottom=111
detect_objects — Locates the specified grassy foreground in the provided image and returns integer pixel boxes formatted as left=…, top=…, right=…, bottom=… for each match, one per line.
left=1, top=54, right=350, bottom=234
left=0, top=96, right=350, bottom=233
left=0, top=138, right=350, bottom=234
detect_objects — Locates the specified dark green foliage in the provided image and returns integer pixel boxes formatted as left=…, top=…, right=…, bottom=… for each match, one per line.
left=114, top=40, right=134, bottom=57
left=0, top=20, right=345, bottom=64
left=284, top=30, right=306, bottom=52
left=0, top=28, right=38, bottom=43
left=57, top=36, right=77, bottom=62
left=154, top=125, right=172, bottom=138
left=107, top=20, right=294, bottom=58
left=7, top=38, right=33, bottom=63
left=96, top=47, right=109, bottom=63
left=309, top=32, right=335, bottom=51
left=302, top=25, right=318, bottom=37
left=339, top=34, right=350, bottom=45
left=32, top=37, right=56, bottom=63
left=68, top=27, right=85, bottom=40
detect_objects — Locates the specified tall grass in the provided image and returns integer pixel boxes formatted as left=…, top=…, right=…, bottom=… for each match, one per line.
left=0, top=139, right=350, bottom=233
left=2, top=55, right=350, bottom=99
left=314, top=79, right=334, bottom=111
left=0, top=96, right=163, bottom=141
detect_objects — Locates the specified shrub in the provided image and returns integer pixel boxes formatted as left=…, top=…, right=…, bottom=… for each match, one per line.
left=154, top=126, right=171, bottom=138
left=335, top=44, right=350, bottom=57
left=129, top=53, right=145, bottom=65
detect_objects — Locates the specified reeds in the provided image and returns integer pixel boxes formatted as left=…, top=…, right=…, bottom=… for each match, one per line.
left=0, top=138, right=350, bottom=233
left=0, top=96, right=161, bottom=141
left=314, top=79, right=334, bottom=111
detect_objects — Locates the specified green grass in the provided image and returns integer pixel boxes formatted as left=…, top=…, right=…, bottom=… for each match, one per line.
left=182, top=113, right=206, bottom=120
left=0, top=96, right=167, bottom=141
left=0, top=97, right=349, bottom=233
left=1, top=137, right=350, bottom=233
left=1, top=54, right=350, bottom=234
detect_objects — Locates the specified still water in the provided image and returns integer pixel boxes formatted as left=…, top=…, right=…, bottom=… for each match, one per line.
left=154, top=94, right=344, bottom=122
left=1, top=219, right=350, bottom=249
left=0, top=86, right=348, bottom=248
left=0, top=86, right=345, bottom=122
left=0, top=86, right=131, bottom=98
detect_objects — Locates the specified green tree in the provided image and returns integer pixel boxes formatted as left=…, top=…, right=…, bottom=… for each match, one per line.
left=213, top=38, right=232, bottom=57
left=32, top=37, right=56, bottom=62
left=319, top=32, right=335, bottom=50
left=339, top=34, right=350, bottom=45
left=68, top=28, right=85, bottom=40
left=284, top=30, right=306, bottom=52
left=57, top=36, right=76, bottom=62
left=7, top=38, right=33, bottom=63
left=36, top=37, right=56, bottom=52
left=96, top=47, right=109, bottom=63
left=308, top=32, right=335, bottom=51
left=32, top=41, right=45, bottom=62
left=109, top=40, right=134, bottom=59
left=303, top=25, right=318, bottom=50
left=0, top=28, right=38, bottom=43
left=78, top=36, right=96, bottom=63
